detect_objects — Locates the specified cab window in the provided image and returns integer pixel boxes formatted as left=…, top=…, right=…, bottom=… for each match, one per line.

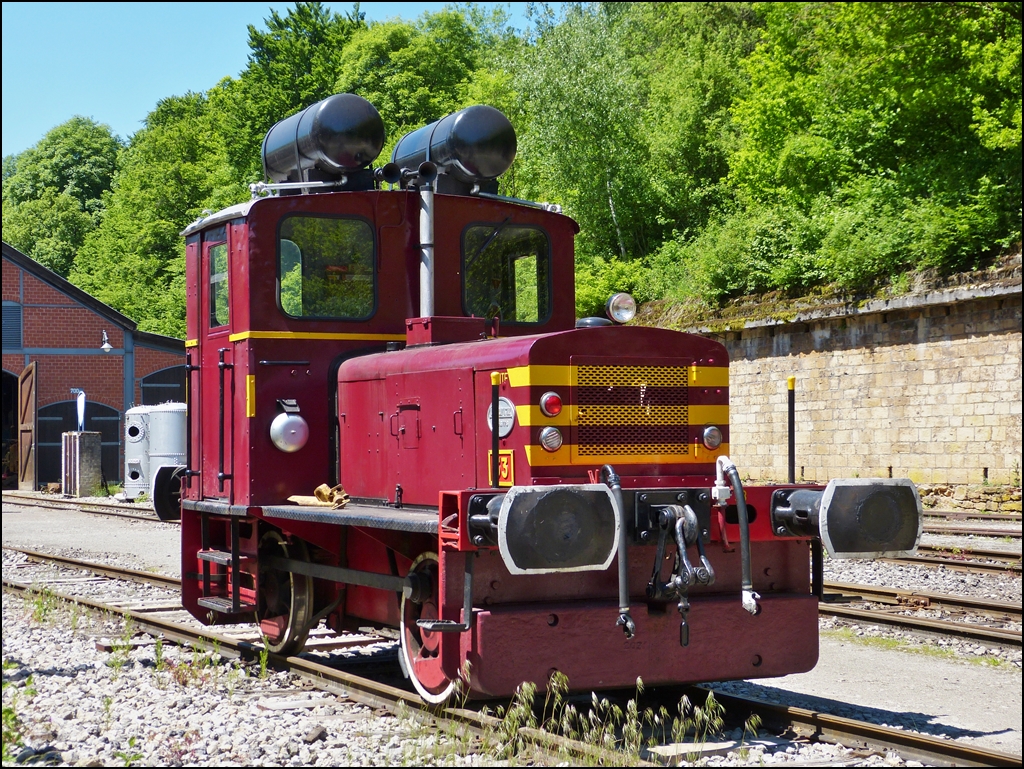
left=207, top=228, right=229, bottom=329
left=463, top=224, right=550, bottom=323
left=278, top=216, right=375, bottom=319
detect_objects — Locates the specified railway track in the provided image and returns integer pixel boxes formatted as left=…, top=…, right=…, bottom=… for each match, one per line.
left=915, top=544, right=1023, bottom=562
left=686, top=686, right=1022, bottom=768
left=820, top=580, right=1021, bottom=647
left=1, top=491, right=164, bottom=523
left=3, top=546, right=1020, bottom=766
left=7, top=545, right=1020, bottom=651
left=888, top=543, right=1023, bottom=574
left=924, top=510, right=1021, bottom=522
left=923, top=524, right=1021, bottom=538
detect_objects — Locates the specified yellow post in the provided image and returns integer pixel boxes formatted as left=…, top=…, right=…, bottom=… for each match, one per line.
left=787, top=375, right=796, bottom=484
left=490, top=372, right=501, bottom=487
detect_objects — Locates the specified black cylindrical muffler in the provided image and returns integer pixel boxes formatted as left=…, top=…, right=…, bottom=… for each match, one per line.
left=262, top=93, right=385, bottom=182
left=391, top=105, right=516, bottom=184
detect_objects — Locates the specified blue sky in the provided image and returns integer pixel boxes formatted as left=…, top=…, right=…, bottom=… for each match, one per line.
left=1, top=2, right=538, bottom=157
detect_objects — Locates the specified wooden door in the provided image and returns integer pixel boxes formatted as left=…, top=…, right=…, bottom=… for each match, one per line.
left=18, top=362, right=37, bottom=491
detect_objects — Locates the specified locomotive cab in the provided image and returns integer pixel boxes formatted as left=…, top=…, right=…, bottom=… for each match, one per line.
left=178, top=94, right=922, bottom=702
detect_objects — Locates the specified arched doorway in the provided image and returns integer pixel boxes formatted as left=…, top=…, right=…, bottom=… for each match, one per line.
left=36, top=401, right=121, bottom=484
left=141, top=365, right=186, bottom=406
left=1, top=370, right=16, bottom=489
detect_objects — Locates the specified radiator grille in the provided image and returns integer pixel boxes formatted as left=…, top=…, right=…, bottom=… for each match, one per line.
left=576, top=365, right=689, bottom=456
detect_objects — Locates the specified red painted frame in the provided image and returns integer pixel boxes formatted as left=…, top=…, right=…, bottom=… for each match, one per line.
left=180, top=185, right=825, bottom=699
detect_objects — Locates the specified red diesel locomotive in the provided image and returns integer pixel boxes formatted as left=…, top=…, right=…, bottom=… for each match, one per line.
left=174, top=94, right=922, bottom=702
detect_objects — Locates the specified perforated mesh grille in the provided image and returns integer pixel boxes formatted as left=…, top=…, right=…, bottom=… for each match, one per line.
left=576, top=365, right=689, bottom=456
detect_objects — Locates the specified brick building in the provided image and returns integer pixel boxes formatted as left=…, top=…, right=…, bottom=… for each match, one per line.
left=3, top=242, right=185, bottom=486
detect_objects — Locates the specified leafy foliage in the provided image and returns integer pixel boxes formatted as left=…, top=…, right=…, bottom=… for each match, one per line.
left=3, top=2, right=1020, bottom=330
left=2, top=117, right=121, bottom=275
left=70, top=93, right=244, bottom=337
left=219, top=1, right=366, bottom=182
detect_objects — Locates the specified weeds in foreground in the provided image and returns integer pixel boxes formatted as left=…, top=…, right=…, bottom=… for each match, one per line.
left=106, top=614, right=136, bottom=678
left=258, top=636, right=270, bottom=680
left=160, top=730, right=199, bottom=765
left=114, top=736, right=144, bottom=767
left=29, top=587, right=59, bottom=624
left=154, top=638, right=165, bottom=673
left=166, top=646, right=215, bottom=688
left=2, top=663, right=37, bottom=764
left=225, top=665, right=246, bottom=698
left=486, top=673, right=727, bottom=764
left=397, top=668, right=737, bottom=765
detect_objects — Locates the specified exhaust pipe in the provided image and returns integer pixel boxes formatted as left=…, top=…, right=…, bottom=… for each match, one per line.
left=417, top=162, right=438, bottom=317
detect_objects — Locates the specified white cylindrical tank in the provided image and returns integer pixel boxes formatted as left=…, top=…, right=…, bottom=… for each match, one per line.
left=123, top=405, right=151, bottom=500
left=148, top=402, right=187, bottom=496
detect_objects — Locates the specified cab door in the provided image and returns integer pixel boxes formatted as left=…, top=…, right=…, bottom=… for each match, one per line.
left=200, top=225, right=234, bottom=500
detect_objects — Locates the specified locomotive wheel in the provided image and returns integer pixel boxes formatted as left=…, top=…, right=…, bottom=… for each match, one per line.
left=152, top=465, right=184, bottom=522
left=256, top=531, right=313, bottom=656
left=400, top=552, right=459, bottom=704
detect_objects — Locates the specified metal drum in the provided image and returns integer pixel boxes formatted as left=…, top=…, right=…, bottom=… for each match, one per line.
left=147, top=402, right=187, bottom=496
left=123, top=405, right=151, bottom=501
left=262, top=93, right=384, bottom=182
left=391, top=105, right=516, bottom=185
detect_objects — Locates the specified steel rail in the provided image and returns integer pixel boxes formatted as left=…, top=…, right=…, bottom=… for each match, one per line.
left=924, top=510, right=1021, bottom=522
left=886, top=554, right=1022, bottom=574
left=923, top=524, right=1022, bottom=538
left=2, top=492, right=165, bottom=524
left=685, top=686, right=1023, bottom=768
left=915, top=543, right=1022, bottom=561
left=0, top=576, right=640, bottom=767
left=5, top=558, right=1020, bottom=766
left=10, top=545, right=1020, bottom=660
left=2, top=546, right=180, bottom=589
left=817, top=603, right=1021, bottom=646
left=823, top=580, right=1022, bottom=618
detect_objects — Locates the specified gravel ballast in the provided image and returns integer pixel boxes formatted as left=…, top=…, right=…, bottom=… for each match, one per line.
left=3, top=496, right=1021, bottom=764
left=2, top=592, right=496, bottom=767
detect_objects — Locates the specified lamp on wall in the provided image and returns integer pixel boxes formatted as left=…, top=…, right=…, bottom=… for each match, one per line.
left=100, top=330, right=113, bottom=353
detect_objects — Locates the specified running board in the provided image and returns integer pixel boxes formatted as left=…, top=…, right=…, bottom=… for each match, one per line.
left=197, top=596, right=256, bottom=614
left=415, top=554, right=475, bottom=634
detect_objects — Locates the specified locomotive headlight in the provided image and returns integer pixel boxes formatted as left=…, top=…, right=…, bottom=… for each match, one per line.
left=270, top=412, right=310, bottom=453
left=539, top=391, right=563, bottom=417
left=605, top=292, right=636, bottom=324
left=703, top=425, right=723, bottom=450
left=538, top=426, right=563, bottom=452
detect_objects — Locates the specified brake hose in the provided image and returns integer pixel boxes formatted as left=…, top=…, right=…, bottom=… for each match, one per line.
left=716, top=456, right=760, bottom=615
left=600, top=464, right=635, bottom=638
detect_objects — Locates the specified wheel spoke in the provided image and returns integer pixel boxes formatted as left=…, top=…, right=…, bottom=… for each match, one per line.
left=400, top=552, right=459, bottom=704
left=256, top=532, right=313, bottom=655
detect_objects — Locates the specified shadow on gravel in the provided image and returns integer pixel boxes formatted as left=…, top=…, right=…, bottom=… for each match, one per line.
left=727, top=682, right=1006, bottom=740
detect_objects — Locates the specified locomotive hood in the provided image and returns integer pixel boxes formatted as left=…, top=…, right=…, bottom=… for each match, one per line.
left=337, top=324, right=732, bottom=493
left=337, top=325, right=729, bottom=382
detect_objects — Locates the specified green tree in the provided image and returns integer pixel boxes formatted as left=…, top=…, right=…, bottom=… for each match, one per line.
left=335, top=9, right=481, bottom=156
left=655, top=1, right=1021, bottom=302
left=2, top=117, right=120, bottom=275
left=635, top=3, right=762, bottom=235
left=70, top=93, right=244, bottom=337
left=219, top=1, right=366, bottom=182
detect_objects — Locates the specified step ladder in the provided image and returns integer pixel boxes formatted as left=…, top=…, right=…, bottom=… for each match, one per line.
left=196, top=511, right=255, bottom=614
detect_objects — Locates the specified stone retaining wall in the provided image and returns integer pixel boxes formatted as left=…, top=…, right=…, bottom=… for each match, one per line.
left=645, top=259, right=1022, bottom=496
left=917, top=483, right=1022, bottom=514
